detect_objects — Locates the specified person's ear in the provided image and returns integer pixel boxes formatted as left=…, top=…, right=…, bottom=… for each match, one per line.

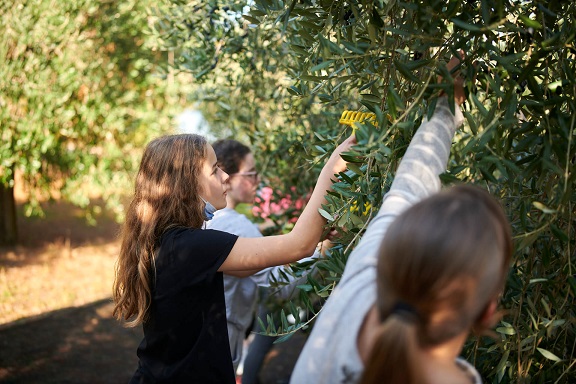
left=478, top=299, right=499, bottom=328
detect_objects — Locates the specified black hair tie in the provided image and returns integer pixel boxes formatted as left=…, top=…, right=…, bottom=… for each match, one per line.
left=390, top=301, right=419, bottom=322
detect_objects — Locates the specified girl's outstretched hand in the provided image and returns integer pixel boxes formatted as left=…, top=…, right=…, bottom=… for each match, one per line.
left=446, top=53, right=466, bottom=106
left=442, top=50, right=477, bottom=106
left=325, top=134, right=357, bottom=175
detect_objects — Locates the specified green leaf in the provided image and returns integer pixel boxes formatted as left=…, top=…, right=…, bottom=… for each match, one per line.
left=550, top=224, right=569, bottom=243
left=369, top=8, right=384, bottom=29
left=496, top=350, right=510, bottom=382
left=451, top=18, right=482, bottom=31
left=347, top=163, right=364, bottom=176
left=496, top=326, right=516, bottom=335
left=519, top=15, right=542, bottom=29
left=342, top=41, right=366, bottom=54
left=532, top=201, right=556, bottom=214
left=360, top=93, right=382, bottom=104
left=310, top=60, right=334, bottom=72
left=256, top=316, right=267, bottom=333
left=568, top=276, right=576, bottom=297
left=242, top=15, right=261, bottom=25
left=297, top=283, right=313, bottom=292
left=470, top=93, right=488, bottom=117
left=349, top=213, right=363, bottom=226
left=537, top=348, right=562, bottom=362
left=274, top=332, right=295, bottom=343
left=394, top=60, right=421, bottom=83
left=300, top=74, right=329, bottom=82
left=318, top=208, right=334, bottom=221
left=529, top=278, right=548, bottom=284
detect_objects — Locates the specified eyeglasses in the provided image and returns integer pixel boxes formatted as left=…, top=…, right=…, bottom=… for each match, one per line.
left=231, top=171, right=259, bottom=182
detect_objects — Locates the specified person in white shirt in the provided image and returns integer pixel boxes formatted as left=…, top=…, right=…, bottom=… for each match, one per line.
left=207, top=139, right=330, bottom=383
left=291, top=55, right=512, bottom=384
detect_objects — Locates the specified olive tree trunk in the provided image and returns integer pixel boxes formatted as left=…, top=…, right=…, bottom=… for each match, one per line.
left=0, top=182, right=17, bottom=246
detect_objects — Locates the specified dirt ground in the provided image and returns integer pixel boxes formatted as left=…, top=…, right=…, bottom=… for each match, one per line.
left=0, top=200, right=307, bottom=383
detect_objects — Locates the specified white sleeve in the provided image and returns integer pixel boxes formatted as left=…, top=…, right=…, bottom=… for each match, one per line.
left=340, top=97, right=464, bottom=283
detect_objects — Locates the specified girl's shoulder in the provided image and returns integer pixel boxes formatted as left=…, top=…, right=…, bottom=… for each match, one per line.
left=160, top=226, right=238, bottom=252
left=160, top=225, right=194, bottom=243
left=155, top=226, right=238, bottom=273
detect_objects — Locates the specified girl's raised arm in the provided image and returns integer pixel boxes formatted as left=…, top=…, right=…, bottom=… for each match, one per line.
left=219, top=135, right=356, bottom=275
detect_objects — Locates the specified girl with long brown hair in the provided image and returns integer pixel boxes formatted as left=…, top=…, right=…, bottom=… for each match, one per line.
left=112, top=133, right=355, bottom=383
left=291, top=55, right=513, bottom=384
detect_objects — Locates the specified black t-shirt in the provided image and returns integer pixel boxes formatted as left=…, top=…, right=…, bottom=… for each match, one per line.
left=130, top=227, right=238, bottom=384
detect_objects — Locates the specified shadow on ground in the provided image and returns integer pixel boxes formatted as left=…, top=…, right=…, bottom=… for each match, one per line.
left=0, top=299, right=140, bottom=384
left=0, top=299, right=307, bottom=384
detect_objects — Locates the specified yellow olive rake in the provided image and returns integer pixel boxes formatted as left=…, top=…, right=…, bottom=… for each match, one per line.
left=339, top=110, right=378, bottom=129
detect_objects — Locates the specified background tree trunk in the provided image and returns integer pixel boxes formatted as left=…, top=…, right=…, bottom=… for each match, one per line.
left=0, top=182, right=17, bottom=246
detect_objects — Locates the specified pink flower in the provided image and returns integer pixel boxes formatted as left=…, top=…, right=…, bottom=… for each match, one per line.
left=252, top=186, right=310, bottom=222
left=253, top=186, right=274, bottom=219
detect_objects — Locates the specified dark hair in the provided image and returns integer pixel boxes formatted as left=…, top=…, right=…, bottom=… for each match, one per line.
left=113, top=134, right=208, bottom=327
left=361, top=185, right=513, bottom=384
left=212, top=139, right=251, bottom=174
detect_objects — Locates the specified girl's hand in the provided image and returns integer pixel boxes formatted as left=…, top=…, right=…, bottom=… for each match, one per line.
left=441, top=50, right=469, bottom=106
left=326, top=134, right=357, bottom=175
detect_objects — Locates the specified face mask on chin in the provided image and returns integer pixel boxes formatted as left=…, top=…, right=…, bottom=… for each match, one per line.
left=200, top=197, right=217, bottom=221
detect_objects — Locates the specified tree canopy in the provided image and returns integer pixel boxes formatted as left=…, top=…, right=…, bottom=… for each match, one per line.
left=154, top=0, right=575, bottom=381
left=0, top=0, right=191, bottom=245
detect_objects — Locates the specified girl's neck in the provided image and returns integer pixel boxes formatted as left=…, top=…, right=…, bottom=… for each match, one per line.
left=421, top=332, right=472, bottom=384
left=225, top=196, right=237, bottom=210
left=423, top=332, right=467, bottom=362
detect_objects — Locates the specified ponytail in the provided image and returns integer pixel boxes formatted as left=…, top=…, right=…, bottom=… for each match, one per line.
left=360, top=314, right=424, bottom=384
left=363, top=185, right=512, bottom=382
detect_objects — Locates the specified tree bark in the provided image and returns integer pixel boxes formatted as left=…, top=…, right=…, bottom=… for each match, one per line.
left=0, top=182, right=17, bottom=246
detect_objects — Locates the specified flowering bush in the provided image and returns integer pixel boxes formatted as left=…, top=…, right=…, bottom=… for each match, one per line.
left=252, top=186, right=309, bottom=229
